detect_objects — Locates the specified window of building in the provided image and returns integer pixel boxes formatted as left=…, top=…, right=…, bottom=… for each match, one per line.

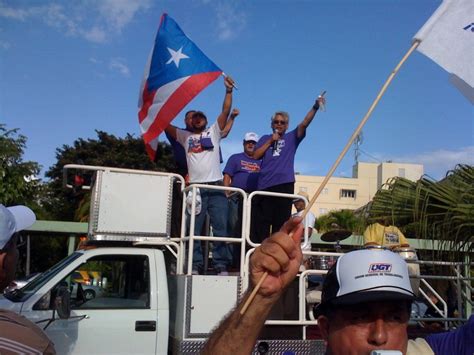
left=319, top=208, right=328, bottom=215
left=322, top=188, right=329, bottom=195
left=340, top=189, right=356, bottom=199
left=398, top=168, right=406, bottom=178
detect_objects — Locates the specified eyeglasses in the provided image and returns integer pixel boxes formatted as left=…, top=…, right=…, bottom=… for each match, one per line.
left=272, top=120, right=287, bottom=125
left=244, top=141, right=256, bottom=144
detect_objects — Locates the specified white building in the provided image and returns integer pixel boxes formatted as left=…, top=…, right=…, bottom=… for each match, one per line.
left=295, top=162, right=424, bottom=218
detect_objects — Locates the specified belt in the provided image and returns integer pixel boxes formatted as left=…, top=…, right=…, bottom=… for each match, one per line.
left=203, top=180, right=223, bottom=186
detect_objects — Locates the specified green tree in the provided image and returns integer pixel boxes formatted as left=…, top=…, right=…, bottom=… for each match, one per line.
left=44, top=130, right=175, bottom=221
left=0, top=125, right=64, bottom=275
left=366, top=164, right=474, bottom=255
left=0, top=124, right=42, bottom=206
left=315, top=209, right=366, bottom=235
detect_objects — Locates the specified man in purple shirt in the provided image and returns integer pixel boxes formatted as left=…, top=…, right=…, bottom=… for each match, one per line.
left=223, top=131, right=261, bottom=194
left=251, top=95, right=325, bottom=243
left=224, top=132, right=261, bottom=266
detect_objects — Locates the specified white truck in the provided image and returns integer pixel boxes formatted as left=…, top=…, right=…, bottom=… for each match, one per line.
left=0, top=165, right=325, bottom=354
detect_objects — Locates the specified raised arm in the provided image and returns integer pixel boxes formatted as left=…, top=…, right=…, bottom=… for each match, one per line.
left=202, top=218, right=304, bottom=354
left=221, top=108, right=239, bottom=139
left=217, top=76, right=235, bottom=131
left=296, top=95, right=326, bottom=139
left=164, top=124, right=178, bottom=140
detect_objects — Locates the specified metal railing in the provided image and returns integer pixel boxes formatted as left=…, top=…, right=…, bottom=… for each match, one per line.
left=51, top=165, right=473, bottom=333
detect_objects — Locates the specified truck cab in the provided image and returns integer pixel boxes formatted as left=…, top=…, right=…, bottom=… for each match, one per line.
left=1, top=165, right=247, bottom=354
left=3, top=248, right=168, bottom=354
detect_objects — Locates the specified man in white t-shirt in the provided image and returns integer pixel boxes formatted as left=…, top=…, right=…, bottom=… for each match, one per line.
left=165, top=76, right=235, bottom=274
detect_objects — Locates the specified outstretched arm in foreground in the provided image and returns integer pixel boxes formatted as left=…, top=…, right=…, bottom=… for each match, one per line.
left=202, top=217, right=304, bottom=355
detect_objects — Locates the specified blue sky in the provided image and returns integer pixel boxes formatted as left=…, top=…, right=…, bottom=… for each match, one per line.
left=1, top=0, right=472, bottom=181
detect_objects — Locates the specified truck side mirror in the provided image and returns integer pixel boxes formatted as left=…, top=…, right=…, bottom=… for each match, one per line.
left=54, top=285, right=71, bottom=319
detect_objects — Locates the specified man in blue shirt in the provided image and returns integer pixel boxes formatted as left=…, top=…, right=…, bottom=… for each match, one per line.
left=223, top=132, right=261, bottom=266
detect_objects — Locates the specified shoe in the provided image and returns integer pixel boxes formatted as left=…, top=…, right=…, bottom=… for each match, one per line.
left=192, top=269, right=199, bottom=275
left=217, top=270, right=229, bottom=276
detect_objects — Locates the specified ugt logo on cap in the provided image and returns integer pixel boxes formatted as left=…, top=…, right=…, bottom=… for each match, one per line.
left=368, top=263, right=392, bottom=273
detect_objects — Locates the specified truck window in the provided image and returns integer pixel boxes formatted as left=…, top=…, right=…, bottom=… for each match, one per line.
left=5, top=252, right=82, bottom=303
left=35, top=255, right=150, bottom=310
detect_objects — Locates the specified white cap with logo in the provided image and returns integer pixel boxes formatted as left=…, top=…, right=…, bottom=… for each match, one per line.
left=0, top=205, right=36, bottom=249
left=314, top=249, right=415, bottom=316
left=244, top=132, right=259, bottom=142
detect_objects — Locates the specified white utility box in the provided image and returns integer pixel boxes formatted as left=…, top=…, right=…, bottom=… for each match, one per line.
left=88, top=169, right=173, bottom=241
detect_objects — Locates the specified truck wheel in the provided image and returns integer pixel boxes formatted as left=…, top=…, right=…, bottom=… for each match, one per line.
left=84, top=289, right=96, bottom=300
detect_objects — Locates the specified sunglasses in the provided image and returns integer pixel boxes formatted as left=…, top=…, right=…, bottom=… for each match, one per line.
left=272, top=120, right=287, bottom=125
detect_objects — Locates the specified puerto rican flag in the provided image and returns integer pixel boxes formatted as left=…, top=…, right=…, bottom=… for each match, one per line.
left=138, top=14, right=223, bottom=160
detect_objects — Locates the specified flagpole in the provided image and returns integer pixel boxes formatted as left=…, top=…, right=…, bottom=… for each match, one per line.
left=240, top=40, right=421, bottom=316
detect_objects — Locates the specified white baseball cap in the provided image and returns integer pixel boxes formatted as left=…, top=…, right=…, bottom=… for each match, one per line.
left=0, top=205, right=36, bottom=249
left=293, top=191, right=309, bottom=203
left=314, top=249, right=415, bottom=316
left=244, top=132, right=259, bottom=142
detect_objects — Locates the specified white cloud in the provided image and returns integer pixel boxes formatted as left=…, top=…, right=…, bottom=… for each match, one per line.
left=0, top=4, right=29, bottom=20
left=215, top=2, right=247, bottom=41
left=109, top=57, right=130, bottom=77
left=0, top=40, right=10, bottom=49
left=357, top=146, right=474, bottom=179
left=200, top=1, right=246, bottom=41
left=98, top=0, right=152, bottom=33
left=0, top=1, right=151, bottom=43
left=393, top=146, right=474, bottom=179
left=89, top=57, right=102, bottom=64
left=295, top=146, right=474, bottom=180
left=82, top=26, right=107, bottom=43
left=42, top=4, right=78, bottom=34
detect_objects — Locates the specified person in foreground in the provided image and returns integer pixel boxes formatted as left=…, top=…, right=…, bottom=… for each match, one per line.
left=203, top=217, right=472, bottom=355
left=0, top=204, right=56, bottom=354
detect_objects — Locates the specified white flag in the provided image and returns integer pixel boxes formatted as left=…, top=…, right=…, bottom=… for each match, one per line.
left=413, top=0, right=474, bottom=103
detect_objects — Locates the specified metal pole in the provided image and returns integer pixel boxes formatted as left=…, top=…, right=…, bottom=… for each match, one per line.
left=26, top=234, right=31, bottom=276
left=203, top=214, right=210, bottom=274
left=456, top=264, right=463, bottom=318
left=465, top=253, right=472, bottom=317
left=67, top=235, right=76, bottom=255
